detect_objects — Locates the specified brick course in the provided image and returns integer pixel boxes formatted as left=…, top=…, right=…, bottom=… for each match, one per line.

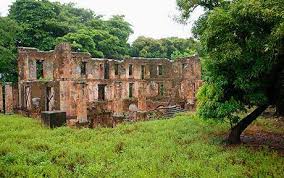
left=17, top=43, right=202, bottom=127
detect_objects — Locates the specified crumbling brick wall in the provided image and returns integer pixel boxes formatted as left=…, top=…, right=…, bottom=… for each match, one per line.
left=18, top=81, right=60, bottom=118
left=17, top=43, right=202, bottom=126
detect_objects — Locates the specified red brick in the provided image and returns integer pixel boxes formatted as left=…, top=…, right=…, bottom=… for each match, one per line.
left=17, top=43, right=202, bottom=127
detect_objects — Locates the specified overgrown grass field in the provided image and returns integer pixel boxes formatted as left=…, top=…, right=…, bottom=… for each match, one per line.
left=0, top=114, right=283, bottom=177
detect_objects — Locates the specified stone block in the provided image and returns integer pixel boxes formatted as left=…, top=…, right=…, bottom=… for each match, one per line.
left=41, top=111, right=66, bottom=128
left=136, top=111, right=148, bottom=121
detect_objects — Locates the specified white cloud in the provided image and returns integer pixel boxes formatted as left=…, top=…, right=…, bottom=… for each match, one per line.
left=0, top=0, right=13, bottom=16
left=0, top=0, right=203, bottom=42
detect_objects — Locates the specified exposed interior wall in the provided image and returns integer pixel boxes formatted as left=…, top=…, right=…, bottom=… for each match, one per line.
left=18, top=81, right=60, bottom=118
left=16, top=43, right=202, bottom=126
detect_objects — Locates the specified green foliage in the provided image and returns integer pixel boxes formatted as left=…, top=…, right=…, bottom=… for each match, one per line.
left=56, top=29, right=104, bottom=57
left=0, top=114, right=283, bottom=177
left=9, top=0, right=67, bottom=50
left=191, top=12, right=209, bottom=39
left=56, top=27, right=132, bottom=59
left=131, top=36, right=197, bottom=59
left=176, top=0, right=284, bottom=122
left=176, top=0, right=228, bottom=21
left=0, top=0, right=135, bottom=82
left=105, top=15, right=133, bottom=43
left=131, top=36, right=166, bottom=58
left=8, top=0, right=133, bottom=58
left=0, top=0, right=199, bottom=82
left=171, top=48, right=197, bottom=60
left=0, top=17, right=21, bottom=82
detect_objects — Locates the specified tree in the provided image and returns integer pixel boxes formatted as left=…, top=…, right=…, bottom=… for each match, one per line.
left=177, top=0, right=284, bottom=143
left=161, top=37, right=196, bottom=59
left=8, top=0, right=99, bottom=50
left=131, top=36, right=196, bottom=59
left=56, top=28, right=130, bottom=59
left=9, top=0, right=63, bottom=50
left=0, top=0, right=134, bottom=82
left=103, top=15, right=133, bottom=58
left=176, top=0, right=226, bottom=22
left=170, top=49, right=196, bottom=59
left=105, top=15, right=133, bottom=43
left=92, top=29, right=129, bottom=59
left=131, top=36, right=167, bottom=58
left=56, top=29, right=104, bottom=57
left=0, top=17, right=21, bottom=82
left=8, top=0, right=133, bottom=59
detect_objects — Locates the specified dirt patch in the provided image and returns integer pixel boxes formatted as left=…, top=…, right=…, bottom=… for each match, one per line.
left=218, top=117, right=284, bottom=155
left=241, top=120, right=284, bottom=155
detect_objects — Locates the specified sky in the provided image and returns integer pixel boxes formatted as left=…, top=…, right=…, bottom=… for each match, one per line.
left=0, top=0, right=203, bottom=42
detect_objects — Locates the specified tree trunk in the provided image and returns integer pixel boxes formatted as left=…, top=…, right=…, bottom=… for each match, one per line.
left=228, top=105, right=269, bottom=144
left=275, top=46, right=284, bottom=115
left=276, top=100, right=284, bottom=116
left=276, top=68, right=284, bottom=116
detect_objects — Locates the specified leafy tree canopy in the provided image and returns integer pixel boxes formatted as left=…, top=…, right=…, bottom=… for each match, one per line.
left=177, top=0, right=284, bottom=143
left=0, top=0, right=135, bottom=82
left=8, top=0, right=133, bottom=58
left=131, top=36, right=197, bottom=59
left=176, top=0, right=229, bottom=21
left=0, top=17, right=21, bottom=82
left=0, top=0, right=197, bottom=82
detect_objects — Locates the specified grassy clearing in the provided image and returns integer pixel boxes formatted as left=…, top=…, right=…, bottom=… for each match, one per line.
left=0, top=114, right=283, bottom=177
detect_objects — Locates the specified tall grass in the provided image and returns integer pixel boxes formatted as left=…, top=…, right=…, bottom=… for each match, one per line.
left=0, top=114, right=283, bottom=177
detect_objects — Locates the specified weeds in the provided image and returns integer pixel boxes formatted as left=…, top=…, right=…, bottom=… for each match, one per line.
left=0, top=114, right=283, bottom=177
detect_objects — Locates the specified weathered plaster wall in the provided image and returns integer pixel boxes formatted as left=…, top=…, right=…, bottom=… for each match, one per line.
left=18, top=81, right=60, bottom=118
left=59, top=81, right=88, bottom=122
left=17, top=43, right=202, bottom=126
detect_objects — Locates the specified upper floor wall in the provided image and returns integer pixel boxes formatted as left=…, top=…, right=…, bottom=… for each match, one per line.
left=18, top=43, right=201, bottom=82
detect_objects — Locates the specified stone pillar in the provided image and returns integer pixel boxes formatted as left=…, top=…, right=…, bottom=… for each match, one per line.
left=54, top=43, right=73, bottom=80
left=138, top=82, right=147, bottom=111
left=5, top=83, right=13, bottom=114
left=76, top=82, right=88, bottom=123
left=113, top=82, right=124, bottom=113
left=13, top=85, right=19, bottom=110
left=0, top=83, right=3, bottom=113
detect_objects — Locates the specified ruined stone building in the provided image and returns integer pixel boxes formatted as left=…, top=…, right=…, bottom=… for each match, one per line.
left=13, top=43, right=202, bottom=127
